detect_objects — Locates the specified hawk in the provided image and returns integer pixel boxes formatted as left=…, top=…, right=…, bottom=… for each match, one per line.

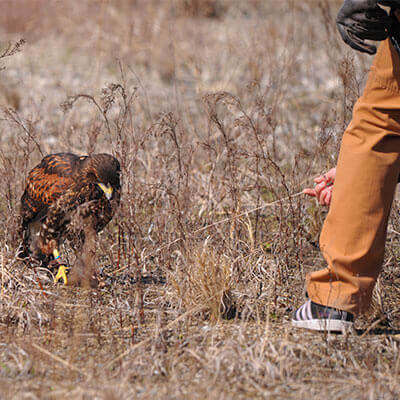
left=19, top=152, right=121, bottom=286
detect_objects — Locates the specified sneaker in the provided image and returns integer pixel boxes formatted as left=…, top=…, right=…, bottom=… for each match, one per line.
left=291, top=299, right=354, bottom=332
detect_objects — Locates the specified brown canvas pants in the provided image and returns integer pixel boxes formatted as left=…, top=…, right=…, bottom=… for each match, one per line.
left=307, top=39, right=400, bottom=315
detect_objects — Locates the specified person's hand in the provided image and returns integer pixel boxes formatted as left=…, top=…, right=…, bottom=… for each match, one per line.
left=303, top=168, right=336, bottom=207
left=337, top=0, right=392, bottom=54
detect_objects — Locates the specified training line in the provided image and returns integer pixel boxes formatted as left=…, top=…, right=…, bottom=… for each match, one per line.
left=154, top=191, right=304, bottom=253
left=112, top=191, right=304, bottom=275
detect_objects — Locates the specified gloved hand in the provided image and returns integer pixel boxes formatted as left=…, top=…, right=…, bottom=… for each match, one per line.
left=379, top=1, right=400, bottom=7
left=337, top=0, right=392, bottom=54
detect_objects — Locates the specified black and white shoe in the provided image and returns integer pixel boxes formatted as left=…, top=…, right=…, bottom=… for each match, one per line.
left=292, top=299, right=354, bottom=332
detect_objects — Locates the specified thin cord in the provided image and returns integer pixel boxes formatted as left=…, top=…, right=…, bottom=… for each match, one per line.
left=153, top=192, right=304, bottom=258
left=112, top=191, right=305, bottom=275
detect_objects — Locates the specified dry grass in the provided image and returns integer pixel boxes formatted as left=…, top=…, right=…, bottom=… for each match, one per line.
left=0, top=0, right=400, bottom=399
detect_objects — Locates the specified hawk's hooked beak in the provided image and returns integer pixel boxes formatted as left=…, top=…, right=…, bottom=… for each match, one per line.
left=98, top=183, right=113, bottom=200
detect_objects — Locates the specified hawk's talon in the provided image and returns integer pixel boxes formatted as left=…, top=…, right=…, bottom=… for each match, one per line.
left=54, top=265, right=69, bottom=285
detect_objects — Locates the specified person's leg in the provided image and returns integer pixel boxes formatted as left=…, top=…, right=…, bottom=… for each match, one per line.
left=306, top=39, right=400, bottom=318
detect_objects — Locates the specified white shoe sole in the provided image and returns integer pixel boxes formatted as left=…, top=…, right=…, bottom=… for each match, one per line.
left=291, top=318, right=354, bottom=333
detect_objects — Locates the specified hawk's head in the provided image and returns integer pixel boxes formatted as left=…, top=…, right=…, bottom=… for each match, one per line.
left=81, top=154, right=121, bottom=200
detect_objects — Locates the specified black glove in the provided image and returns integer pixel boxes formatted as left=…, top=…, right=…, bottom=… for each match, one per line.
left=337, top=0, right=392, bottom=54
left=378, top=1, right=400, bottom=7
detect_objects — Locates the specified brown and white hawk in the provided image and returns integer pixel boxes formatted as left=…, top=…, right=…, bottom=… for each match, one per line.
left=19, top=152, right=121, bottom=286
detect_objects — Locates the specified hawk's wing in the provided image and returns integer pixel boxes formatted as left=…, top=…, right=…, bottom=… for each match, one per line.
left=20, top=154, right=79, bottom=226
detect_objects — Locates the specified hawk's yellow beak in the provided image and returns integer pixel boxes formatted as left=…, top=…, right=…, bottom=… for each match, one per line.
left=98, top=183, right=113, bottom=200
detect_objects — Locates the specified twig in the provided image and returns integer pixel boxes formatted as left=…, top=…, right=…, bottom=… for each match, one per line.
left=0, top=39, right=25, bottom=60
left=105, top=304, right=206, bottom=370
left=1, top=250, right=3, bottom=296
left=359, top=306, right=400, bottom=338
left=31, top=343, right=87, bottom=377
left=33, top=267, right=48, bottom=298
left=388, top=227, right=400, bottom=236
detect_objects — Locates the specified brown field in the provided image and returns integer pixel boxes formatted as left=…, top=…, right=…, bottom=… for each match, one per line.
left=1, top=0, right=400, bottom=399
